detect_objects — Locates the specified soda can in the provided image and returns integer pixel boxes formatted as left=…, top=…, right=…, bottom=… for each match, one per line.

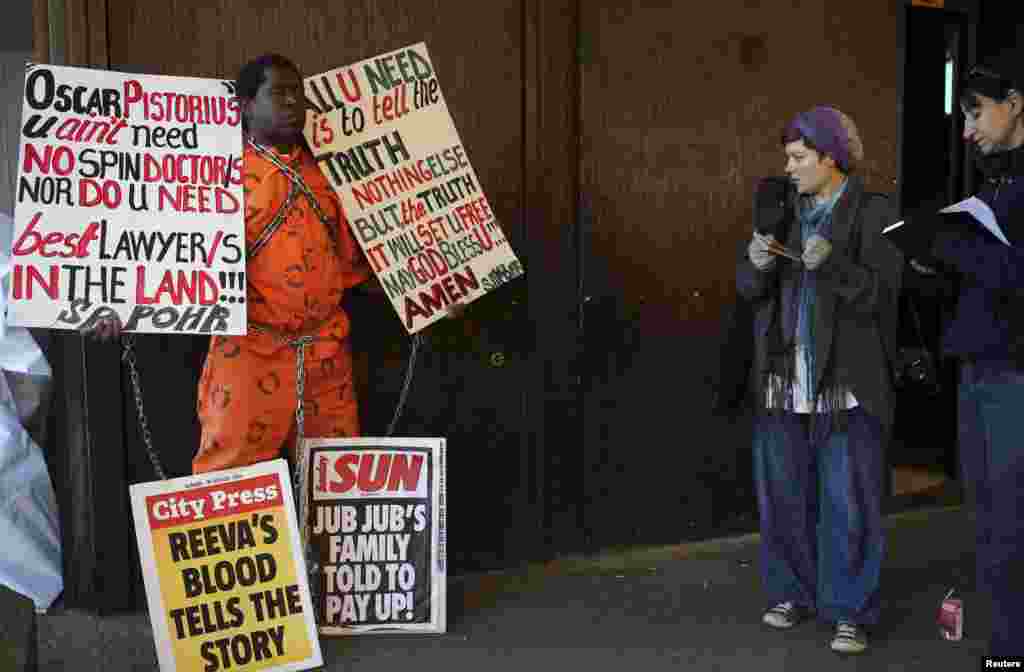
left=937, top=588, right=963, bottom=641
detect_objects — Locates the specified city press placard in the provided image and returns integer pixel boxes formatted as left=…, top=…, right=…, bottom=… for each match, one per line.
left=130, top=460, right=323, bottom=672
left=9, top=63, right=246, bottom=335
left=303, top=43, right=523, bottom=334
left=302, top=437, right=447, bottom=635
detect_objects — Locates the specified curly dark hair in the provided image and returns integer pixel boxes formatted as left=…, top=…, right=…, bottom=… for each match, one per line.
left=236, top=54, right=302, bottom=132
left=236, top=53, right=301, bottom=100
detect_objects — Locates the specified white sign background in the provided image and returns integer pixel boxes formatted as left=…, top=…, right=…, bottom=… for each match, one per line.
left=9, top=63, right=247, bottom=335
left=303, top=43, right=523, bottom=334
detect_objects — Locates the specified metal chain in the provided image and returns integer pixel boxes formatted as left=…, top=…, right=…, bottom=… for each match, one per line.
left=122, top=327, right=421, bottom=626
left=288, top=335, right=322, bottom=621
left=247, top=138, right=337, bottom=246
left=291, top=336, right=315, bottom=504
left=121, top=329, right=421, bottom=480
left=386, top=333, right=424, bottom=436
left=121, top=334, right=167, bottom=480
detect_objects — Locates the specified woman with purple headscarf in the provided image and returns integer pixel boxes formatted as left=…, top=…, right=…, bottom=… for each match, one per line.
left=737, top=106, right=903, bottom=655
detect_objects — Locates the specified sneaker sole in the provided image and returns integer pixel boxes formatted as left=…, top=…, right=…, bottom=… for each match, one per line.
left=831, top=640, right=867, bottom=655
left=763, top=615, right=797, bottom=629
left=762, top=608, right=814, bottom=629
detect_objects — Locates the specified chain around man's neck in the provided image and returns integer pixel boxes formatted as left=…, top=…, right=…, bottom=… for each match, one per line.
left=246, top=132, right=298, bottom=157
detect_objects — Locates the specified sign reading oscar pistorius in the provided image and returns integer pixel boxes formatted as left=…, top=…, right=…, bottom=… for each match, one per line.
left=10, top=64, right=246, bottom=335
left=303, top=43, right=523, bottom=334
left=302, top=438, right=447, bottom=635
left=130, top=460, right=323, bottom=672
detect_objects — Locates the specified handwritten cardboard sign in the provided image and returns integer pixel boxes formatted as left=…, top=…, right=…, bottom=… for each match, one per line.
left=9, top=63, right=246, bottom=335
left=304, top=43, right=523, bottom=334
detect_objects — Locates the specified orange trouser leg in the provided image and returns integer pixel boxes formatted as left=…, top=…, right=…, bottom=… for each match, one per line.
left=194, top=337, right=359, bottom=474
left=194, top=338, right=298, bottom=474
left=298, top=340, right=360, bottom=442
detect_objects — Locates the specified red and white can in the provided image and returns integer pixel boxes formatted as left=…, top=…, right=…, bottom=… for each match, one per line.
left=937, top=589, right=963, bottom=641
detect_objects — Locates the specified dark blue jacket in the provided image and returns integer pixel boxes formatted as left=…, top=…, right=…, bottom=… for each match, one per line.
left=932, top=146, right=1024, bottom=362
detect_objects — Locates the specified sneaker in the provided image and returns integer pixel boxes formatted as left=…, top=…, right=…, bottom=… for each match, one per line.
left=762, top=601, right=812, bottom=629
left=831, top=621, right=868, bottom=654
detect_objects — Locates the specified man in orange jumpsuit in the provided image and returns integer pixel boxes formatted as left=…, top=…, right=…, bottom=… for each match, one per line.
left=86, top=55, right=460, bottom=476
left=192, top=54, right=372, bottom=474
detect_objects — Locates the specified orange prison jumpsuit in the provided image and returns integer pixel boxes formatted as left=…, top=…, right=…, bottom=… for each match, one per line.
left=193, top=143, right=370, bottom=474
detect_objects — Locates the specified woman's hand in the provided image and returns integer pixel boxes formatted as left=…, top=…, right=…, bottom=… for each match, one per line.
left=802, top=233, right=833, bottom=271
left=748, top=232, right=778, bottom=270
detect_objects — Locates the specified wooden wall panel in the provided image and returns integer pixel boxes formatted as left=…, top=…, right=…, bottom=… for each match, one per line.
left=32, top=0, right=49, bottom=64
left=107, top=1, right=524, bottom=243
left=0, top=56, right=29, bottom=218
left=578, top=0, right=900, bottom=548
left=62, top=0, right=109, bottom=67
left=36, top=0, right=137, bottom=612
left=6, top=0, right=124, bottom=610
left=581, top=1, right=899, bottom=335
left=523, top=0, right=582, bottom=553
left=1, top=0, right=34, bottom=216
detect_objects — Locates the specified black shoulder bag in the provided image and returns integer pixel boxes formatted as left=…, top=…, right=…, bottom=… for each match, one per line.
left=893, top=293, right=943, bottom=397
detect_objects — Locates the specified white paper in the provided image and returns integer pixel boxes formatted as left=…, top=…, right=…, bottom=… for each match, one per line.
left=940, top=196, right=1010, bottom=246
left=10, top=65, right=247, bottom=335
left=0, top=213, right=62, bottom=611
left=0, top=372, right=62, bottom=611
left=303, top=44, right=523, bottom=334
left=1, top=212, right=51, bottom=377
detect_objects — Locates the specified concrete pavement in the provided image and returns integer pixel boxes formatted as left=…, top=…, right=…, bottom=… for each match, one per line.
left=37, top=506, right=993, bottom=671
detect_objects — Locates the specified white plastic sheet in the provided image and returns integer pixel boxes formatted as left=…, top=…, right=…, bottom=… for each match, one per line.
left=0, top=212, right=62, bottom=610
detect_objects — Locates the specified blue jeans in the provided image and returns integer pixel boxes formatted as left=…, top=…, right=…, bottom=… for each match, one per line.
left=958, top=360, right=1024, bottom=657
left=753, top=407, right=885, bottom=625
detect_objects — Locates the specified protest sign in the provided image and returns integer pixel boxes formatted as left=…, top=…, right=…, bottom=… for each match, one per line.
left=130, top=460, right=322, bottom=672
left=8, top=63, right=246, bottom=335
left=303, top=437, right=447, bottom=634
left=303, top=43, right=523, bottom=334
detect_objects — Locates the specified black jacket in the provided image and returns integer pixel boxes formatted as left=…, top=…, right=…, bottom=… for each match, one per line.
left=930, top=145, right=1024, bottom=363
left=735, top=175, right=904, bottom=433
